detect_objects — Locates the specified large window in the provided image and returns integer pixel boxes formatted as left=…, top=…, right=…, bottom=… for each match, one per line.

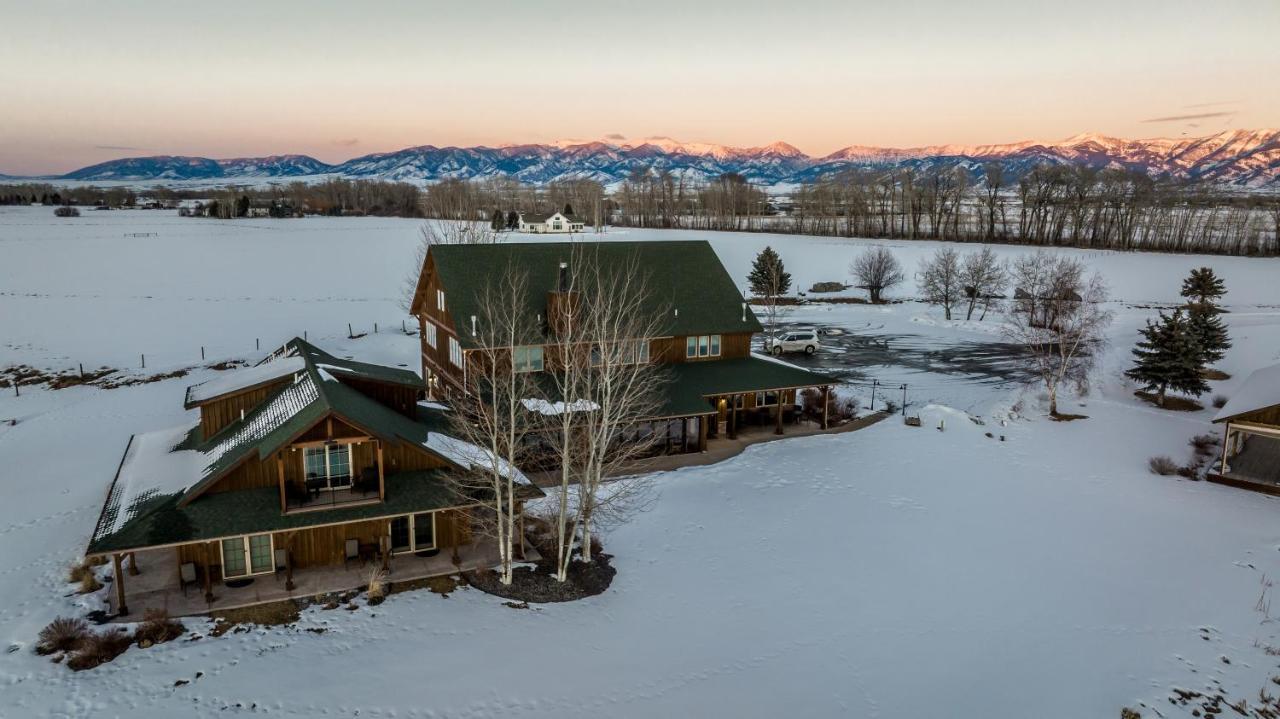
left=221, top=533, right=274, bottom=578
left=390, top=513, right=437, bottom=554
left=449, top=337, right=463, bottom=367
left=513, top=345, right=544, bottom=373
left=685, top=334, right=722, bottom=359
left=591, top=340, right=649, bottom=367
left=424, top=321, right=437, bottom=349
left=303, top=443, right=353, bottom=490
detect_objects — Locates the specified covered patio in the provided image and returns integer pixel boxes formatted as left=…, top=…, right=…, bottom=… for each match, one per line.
left=105, top=536, right=532, bottom=619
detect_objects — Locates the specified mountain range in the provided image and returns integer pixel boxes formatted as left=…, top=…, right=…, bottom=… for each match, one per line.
left=20, top=129, right=1280, bottom=189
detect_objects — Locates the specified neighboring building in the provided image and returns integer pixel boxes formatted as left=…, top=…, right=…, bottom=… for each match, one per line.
left=1210, top=363, right=1280, bottom=494
left=517, top=211, right=585, bottom=233
left=409, top=240, right=836, bottom=457
left=86, top=337, right=540, bottom=617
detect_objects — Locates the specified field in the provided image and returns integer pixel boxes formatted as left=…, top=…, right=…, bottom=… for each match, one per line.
left=3, top=205, right=1280, bottom=717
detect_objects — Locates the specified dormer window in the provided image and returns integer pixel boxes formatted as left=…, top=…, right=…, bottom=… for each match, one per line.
left=685, top=334, right=721, bottom=359
left=436, top=289, right=445, bottom=312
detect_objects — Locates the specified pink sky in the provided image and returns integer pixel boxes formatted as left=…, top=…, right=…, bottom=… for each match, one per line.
left=1, top=0, right=1277, bottom=175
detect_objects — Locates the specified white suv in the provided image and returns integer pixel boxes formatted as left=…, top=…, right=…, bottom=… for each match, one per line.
left=764, top=329, right=819, bottom=356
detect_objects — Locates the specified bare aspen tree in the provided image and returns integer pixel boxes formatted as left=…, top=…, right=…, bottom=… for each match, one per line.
left=1002, top=252, right=1113, bottom=416
left=444, top=263, right=537, bottom=585
left=541, top=247, right=669, bottom=580
left=850, top=246, right=905, bottom=304
left=916, top=247, right=963, bottom=320
left=959, top=247, right=1008, bottom=321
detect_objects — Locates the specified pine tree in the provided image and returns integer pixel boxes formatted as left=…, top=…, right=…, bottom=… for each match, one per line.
left=506, top=210, right=519, bottom=230
left=490, top=209, right=505, bottom=231
left=1181, top=267, right=1226, bottom=308
left=562, top=203, right=574, bottom=217
left=1186, top=303, right=1231, bottom=367
left=1125, top=309, right=1209, bottom=407
left=748, top=246, right=791, bottom=297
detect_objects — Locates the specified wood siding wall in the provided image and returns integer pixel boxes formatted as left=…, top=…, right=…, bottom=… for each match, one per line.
left=1233, top=406, right=1280, bottom=427
left=337, top=377, right=420, bottom=418
left=415, top=254, right=466, bottom=392
left=199, top=379, right=292, bottom=438
left=176, top=509, right=473, bottom=571
left=654, top=332, right=752, bottom=363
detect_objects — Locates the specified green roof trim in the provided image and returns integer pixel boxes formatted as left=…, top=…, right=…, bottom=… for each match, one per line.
left=88, top=470, right=505, bottom=555
left=428, top=240, right=763, bottom=349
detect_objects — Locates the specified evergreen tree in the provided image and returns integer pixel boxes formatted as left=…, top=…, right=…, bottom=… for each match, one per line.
left=1186, top=303, right=1231, bottom=367
left=748, top=246, right=791, bottom=296
left=235, top=194, right=250, bottom=217
left=506, top=210, right=519, bottom=229
left=1180, top=267, right=1226, bottom=308
left=1125, top=309, right=1209, bottom=407
left=563, top=203, right=574, bottom=217
left=490, top=209, right=505, bottom=231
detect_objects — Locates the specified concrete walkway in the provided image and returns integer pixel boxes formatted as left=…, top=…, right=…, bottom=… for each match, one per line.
left=529, top=412, right=892, bottom=487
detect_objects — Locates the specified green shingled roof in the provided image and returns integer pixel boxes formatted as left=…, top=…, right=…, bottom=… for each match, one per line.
left=428, top=240, right=763, bottom=349
left=89, top=338, right=543, bottom=555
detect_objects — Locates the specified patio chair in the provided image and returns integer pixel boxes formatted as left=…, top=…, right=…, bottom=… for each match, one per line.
left=179, top=562, right=198, bottom=596
left=344, top=539, right=360, bottom=569
left=273, top=549, right=288, bottom=582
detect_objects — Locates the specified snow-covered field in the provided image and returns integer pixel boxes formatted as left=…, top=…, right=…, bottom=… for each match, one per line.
left=4, top=206, right=1280, bottom=717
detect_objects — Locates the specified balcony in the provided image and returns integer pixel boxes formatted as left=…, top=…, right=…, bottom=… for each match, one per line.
left=284, top=470, right=382, bottom=513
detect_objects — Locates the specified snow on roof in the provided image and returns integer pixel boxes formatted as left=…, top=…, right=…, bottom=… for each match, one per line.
left=1214, top=363, right=1280, bottom=422
left=203, top=373, right=320, bottom=470
left=185, top=355, right=305, bottom=405
left=521, top=398, right=599, bottom=416
left=93, top=424, right=202, bottom=542
left=423, top=432, right=531, bottom=486
left=750, top=351, right=812, bottom=372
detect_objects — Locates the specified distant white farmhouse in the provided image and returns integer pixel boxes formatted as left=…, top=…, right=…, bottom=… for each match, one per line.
left=517, top=211, right=586, bottom=234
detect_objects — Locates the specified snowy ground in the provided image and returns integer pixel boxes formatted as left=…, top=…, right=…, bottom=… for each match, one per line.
left=4, top=206, right=1280, bottom=717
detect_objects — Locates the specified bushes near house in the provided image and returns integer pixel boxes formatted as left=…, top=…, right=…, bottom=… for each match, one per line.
left=68, top=561, right=102, bottom=594
left=35, top=617, right=89, bottom=656
left=133, top=609, right=184, bottom=647
left=365, top=566, right=388, bottom=605
left=1148, top=456, right=1179, bottom=476
left=66, top=628, right=132, bottom=671
left=53, top=206, right=80, bottom=217
left=1212, top=394, right=1229, bottom=409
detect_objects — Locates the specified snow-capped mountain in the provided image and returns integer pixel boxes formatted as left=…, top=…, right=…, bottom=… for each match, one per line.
left=60, top=154, right=333, bottom=181
left=36, top=130, right=1280, bottom=188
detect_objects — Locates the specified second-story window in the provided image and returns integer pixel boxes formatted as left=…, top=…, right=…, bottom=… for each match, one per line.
left=449, top=337, right=463, bottom=367
left=436, top=289, right=445, bottom=312
left=304, top=444, right=352, bottom=490
left=513, top=345, right=544, bottom=373
left=685, top=334, right=722, bottom=359
left=424, top=321, right=437, bottom=349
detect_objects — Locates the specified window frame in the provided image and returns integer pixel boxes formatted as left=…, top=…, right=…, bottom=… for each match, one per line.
left=513, top=345, right=544, bottom=373
left=302, top=443, right=354, bottom=490
left=449, top=337, right=463, bottom=367
left=221, top=533, right=275, bottom=578
left=389, top=512, right=437, bottom=554
left=686, top=335, right=722, bottom=359
left=436, top=289, right=445, bottom=312
left=424, top=321, right=437, bottom=349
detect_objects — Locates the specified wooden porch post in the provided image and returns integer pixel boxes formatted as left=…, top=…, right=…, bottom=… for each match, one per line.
left=127, top=551, right=140, bottom=575
left=698, top=414, right=708, bottom=452
left=821, top=386, right=830, bottom=430
left=276, top=452, right=287, bottom=511
left=450, top=510, right=461, bottom=565
left=775, top=395, right=785, bottom=435
left=284, top=532, right=296, bottom=591
left=201, top=542, right=214, bottom=603
left=728, top=395, right=738, bottom=439
left=382, top=523, right=391, bottom=572
left=112, top=553, right=129, bottom=616
left=376, top=441, right=386, bottom=501
left=682, top=418, right=690, bottom=453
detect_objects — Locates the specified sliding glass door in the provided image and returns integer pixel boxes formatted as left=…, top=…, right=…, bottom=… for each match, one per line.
left=389, top=513, right=437, bottom=554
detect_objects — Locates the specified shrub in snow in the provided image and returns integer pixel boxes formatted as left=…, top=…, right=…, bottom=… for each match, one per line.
left=1190, top=434, right=1218, bottom=457
left=67, top=628, right=132, bottom=671
left=53, top=206, right=79, bottom=218
left=1148, top=456, right=1179, bottom=476
left=36, top=617, right=88, bottom=656
left=1213, top=394, right=1229, bottom=409
left=134, top=609, right=184, bottom=647
left=68, top=562, right=101, bottom=594
left=365, top=566, right=388, bottom=605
